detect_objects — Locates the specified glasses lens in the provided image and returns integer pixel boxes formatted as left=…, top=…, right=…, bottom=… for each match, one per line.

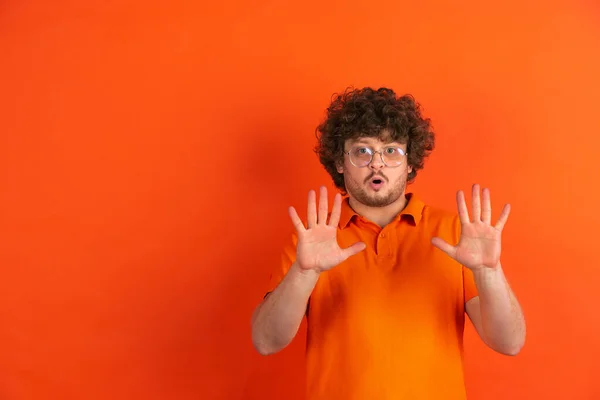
left=350, top=147, right=373, bottom=167
left=382, top=147, right=404, bottom=166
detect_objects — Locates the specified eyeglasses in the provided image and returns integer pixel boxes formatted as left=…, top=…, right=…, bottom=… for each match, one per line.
left=344, top=146, right=407, bottom=168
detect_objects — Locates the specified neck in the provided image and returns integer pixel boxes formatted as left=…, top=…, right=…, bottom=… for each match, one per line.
left=348, top=193, right=409, bottom=228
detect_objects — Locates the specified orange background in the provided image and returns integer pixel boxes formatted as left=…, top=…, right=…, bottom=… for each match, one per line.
left=1, top=1, right=599, bottom=399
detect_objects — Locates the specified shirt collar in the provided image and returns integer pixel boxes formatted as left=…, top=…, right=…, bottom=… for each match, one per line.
left=339, top=193, right=425, bottom=228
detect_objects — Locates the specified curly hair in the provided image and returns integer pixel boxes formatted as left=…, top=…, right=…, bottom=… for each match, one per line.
left=314, top=87, right=435, bottom=193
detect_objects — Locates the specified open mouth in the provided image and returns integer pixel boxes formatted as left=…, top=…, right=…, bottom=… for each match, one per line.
left=369, top=177, right=385, bottom=191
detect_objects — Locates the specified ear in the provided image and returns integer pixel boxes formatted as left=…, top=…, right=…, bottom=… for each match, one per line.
left=408, top=165, right=413, bottom=174
left=336, top=159, right=344, bottom=174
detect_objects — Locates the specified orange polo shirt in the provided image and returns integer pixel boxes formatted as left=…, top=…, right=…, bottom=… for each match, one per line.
left=267, top=193, right=478, bottom=400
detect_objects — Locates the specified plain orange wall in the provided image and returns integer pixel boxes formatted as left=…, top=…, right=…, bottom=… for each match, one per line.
left=1, top=1, right=599, bottom=399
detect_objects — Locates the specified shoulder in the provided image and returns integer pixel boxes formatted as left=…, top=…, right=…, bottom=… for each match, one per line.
left=404, top=193, right=457, bottom=225
left=419, top=197, right=458, bottom=224
left=422, top=202, right=455, bottom=219
left=419, top=201, right=461, bottom=241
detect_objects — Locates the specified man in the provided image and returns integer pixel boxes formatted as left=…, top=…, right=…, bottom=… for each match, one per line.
left=251, top=87, right=526, bottom=400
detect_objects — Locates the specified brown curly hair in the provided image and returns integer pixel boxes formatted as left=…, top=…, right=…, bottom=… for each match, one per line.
left=314, top=87, right=435, bottom=193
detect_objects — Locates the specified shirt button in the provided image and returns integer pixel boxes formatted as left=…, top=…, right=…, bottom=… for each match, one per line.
left=380, top=233, right=385, bottom=238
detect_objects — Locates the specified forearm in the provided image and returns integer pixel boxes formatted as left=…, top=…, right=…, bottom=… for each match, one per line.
left=251, top=262, right=320, bottom=355
left=473, top=262, right=526, bottom=355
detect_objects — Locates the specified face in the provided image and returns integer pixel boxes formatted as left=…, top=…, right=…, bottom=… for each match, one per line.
left=336, top=136, right=412, bottom=207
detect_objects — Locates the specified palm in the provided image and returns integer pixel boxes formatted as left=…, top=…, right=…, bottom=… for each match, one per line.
left=289, top=187, right=366, bottom=273
left=432, top=184, right=510, bottom=271
left=453, top=221, right=502, bottom=269
left=296, top=226, right=348, bottom=271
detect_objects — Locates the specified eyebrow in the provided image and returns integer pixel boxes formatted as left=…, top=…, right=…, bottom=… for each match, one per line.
left=354, top=139, right=370, bottom=144
left=353, top=139, right=403, bottom=146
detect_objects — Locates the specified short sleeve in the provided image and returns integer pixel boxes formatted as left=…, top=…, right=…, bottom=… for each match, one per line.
left=452, top=214, right=479, bottom=303
left=265, top=230, right=298, bottom=297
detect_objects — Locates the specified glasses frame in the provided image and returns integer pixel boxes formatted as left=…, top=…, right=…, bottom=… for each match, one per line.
left=343, top=146, right=407, bottom=168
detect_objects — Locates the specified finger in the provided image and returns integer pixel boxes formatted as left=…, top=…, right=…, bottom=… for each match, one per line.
left=317, top=186, right=328, bottom=225
left=431, top=237, right=457, bottom=259
left=328, top=192, right=342, bottom=227
left=288, top=206, right=306, bottom=233
left=456, top=190, right=470, bottom=225
left=481, top=187, right=492, bottom=224
left=471, top=183, right=481, bottom=222
left=494, top=203, right=511, bottom=231
left=341, top=242, right=366, bottom=260
left=307, top=190, right=317, bottom=228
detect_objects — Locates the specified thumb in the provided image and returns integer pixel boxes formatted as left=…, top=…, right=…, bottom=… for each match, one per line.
left=341, top=242, right=367, bottom=260
left=431, top=237, right=456, bottom=258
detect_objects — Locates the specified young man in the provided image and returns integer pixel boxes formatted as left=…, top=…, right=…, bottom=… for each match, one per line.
left=251, top=87, right=526, bottom=400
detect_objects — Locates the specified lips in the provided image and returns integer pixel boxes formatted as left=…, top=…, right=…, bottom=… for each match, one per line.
left=368, top=175, right=386, bottom=191
left=365, top=174, right=387, bottom=184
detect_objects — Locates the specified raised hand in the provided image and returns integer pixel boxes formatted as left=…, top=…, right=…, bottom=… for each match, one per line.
left=288, top=186, right=366, bottom=273
left=431, top=184, right=510, bottom=271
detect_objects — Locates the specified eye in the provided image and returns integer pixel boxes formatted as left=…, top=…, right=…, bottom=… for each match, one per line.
left=390, top=147, right=406, bottom=155
left=353, top=147, right=372, bottom=155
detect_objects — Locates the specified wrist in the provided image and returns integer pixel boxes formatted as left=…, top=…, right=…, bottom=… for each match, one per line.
left=291, top=262, right=321, bottom=280
left=472, top=261, right=503, bottom=283
left=471, top=260, right=502, bottom=274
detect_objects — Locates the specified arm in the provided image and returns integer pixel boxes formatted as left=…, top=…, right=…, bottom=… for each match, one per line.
left=465, top=262, right=526, bottom=355
left=251, top=263, right=319, bottom=355
left=432, top=184, right=526, bottom=355
left=251, top=186, right=365, bottom=356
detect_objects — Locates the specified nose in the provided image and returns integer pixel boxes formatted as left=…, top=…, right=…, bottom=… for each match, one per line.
left=369, top=151, right=385, bottom=170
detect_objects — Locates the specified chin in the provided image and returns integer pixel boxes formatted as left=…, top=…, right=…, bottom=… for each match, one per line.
left=345, top=178, right=406, bottom=208
left=362, top=192, right=401, bottom=207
